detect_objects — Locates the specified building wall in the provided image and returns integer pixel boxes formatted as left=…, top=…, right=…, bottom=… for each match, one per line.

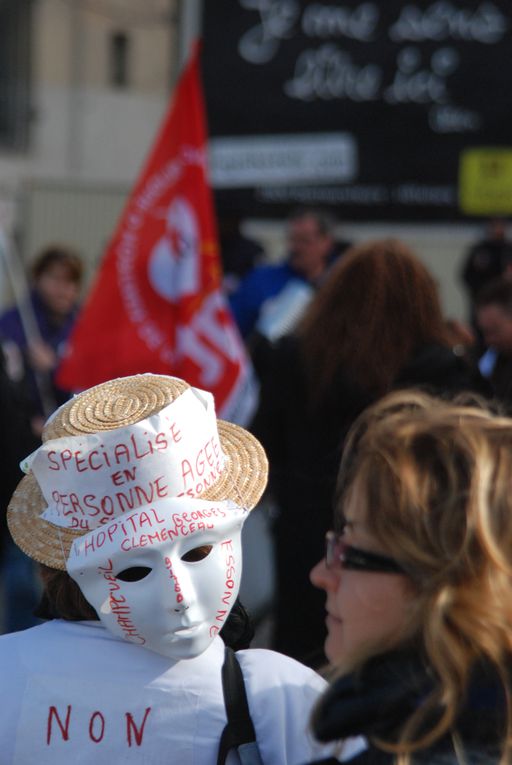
left=0, top=0, right=179, bottom=183
left=0, top=0, right=180, bottom=307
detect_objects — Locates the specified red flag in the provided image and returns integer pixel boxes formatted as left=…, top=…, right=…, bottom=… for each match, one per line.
left=57, top=44, right=257, bottom=424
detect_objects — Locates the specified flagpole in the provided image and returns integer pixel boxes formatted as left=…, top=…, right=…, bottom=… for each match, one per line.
left=177, top=0, right=202, bottom=68
left=0, top=228, right=57, bottom=417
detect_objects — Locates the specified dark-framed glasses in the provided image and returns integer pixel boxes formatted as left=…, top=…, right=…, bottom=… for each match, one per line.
left=325, top=530, right=405, bottom=574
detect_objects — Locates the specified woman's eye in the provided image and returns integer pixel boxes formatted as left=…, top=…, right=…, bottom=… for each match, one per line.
left=115, top=566, right=152, bottom=582
left=181, top=545, right=213, bottom=563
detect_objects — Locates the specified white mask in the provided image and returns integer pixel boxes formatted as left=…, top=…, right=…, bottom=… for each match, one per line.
left=66, top=497, right=246, bottom=659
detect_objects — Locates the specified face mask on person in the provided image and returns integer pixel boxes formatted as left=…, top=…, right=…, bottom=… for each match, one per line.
left=66, top=497, right=245, bottom=660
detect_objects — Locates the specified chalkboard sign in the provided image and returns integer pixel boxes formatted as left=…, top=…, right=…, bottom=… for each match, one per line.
left=201, top=1, right=512, bottom=221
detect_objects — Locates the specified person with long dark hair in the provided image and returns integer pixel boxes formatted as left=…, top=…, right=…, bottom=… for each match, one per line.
left=254, top=239, right=485, bottom=667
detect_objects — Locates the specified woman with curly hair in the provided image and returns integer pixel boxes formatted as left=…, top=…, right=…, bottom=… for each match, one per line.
left=308, top=390, right=512, bottom=764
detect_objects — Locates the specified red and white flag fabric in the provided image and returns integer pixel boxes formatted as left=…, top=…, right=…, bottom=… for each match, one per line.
left=57, top=43, right=258, bottom=425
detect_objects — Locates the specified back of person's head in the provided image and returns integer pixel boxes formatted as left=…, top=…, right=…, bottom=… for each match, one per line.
left=475, top=276, right=512, bottom=314
left=298, top=239, right=448, bottom=400
left=335, top=390, right=512, bottom=759
left=475, top=277, right=512, bottom=354
left=31, top=244, right=84, bottom=285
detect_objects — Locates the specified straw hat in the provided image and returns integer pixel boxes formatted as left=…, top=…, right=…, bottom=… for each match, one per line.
left=7, top=374, right=268, bottom=570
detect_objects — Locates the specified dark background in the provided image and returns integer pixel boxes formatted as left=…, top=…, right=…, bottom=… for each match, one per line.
left=201, top=1, right=512, bottom=220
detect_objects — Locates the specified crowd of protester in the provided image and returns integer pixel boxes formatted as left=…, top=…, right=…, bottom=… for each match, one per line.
left=1, top=214, right=512, bottom=763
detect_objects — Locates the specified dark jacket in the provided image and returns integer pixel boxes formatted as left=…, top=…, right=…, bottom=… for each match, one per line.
left=306, top=649, right=506, bottom=764
left=252, top=336, right=489, bottom=667
left=0, top=349, right=39, bottom=555
left=481, top=351, right=512, bottom=413
left=0, top=290, right=78, bottom=417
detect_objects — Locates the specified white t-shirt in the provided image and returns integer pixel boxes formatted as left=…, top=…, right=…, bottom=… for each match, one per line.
left=0, top=620, right=329, bottom=764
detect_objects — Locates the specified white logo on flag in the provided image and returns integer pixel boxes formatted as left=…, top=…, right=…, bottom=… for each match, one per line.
left=148, top=197, right=200, bottom=302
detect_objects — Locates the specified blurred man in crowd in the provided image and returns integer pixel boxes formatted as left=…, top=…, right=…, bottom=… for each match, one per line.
left=229, top=207, right=349, bottom=340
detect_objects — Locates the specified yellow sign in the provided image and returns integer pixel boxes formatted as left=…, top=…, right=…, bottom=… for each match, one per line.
left=459, top=148, right=512, bottom=215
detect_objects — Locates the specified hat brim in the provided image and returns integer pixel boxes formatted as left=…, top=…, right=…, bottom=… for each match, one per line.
left=7, top=420, right=268, bottom=571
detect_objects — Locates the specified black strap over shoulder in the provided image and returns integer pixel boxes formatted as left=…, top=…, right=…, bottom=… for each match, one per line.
left=217, top=646, right=263, bottom=765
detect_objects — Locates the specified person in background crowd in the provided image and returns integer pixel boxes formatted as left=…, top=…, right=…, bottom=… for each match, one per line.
left=0, top=348, right=39, bottom=634
left=253, top=239, right=487, bottom=668
left=0, top=243, right=83, bottom=433
left=0, top=243, right=83, bottom=633
left=1, top=373, right=330, bottom=765
left=229, top=207, right=350, bottom=340
left=460, top=218, right=512, bottom=348
left=307, top=391, right=512, bottom=764
left=475, top=277, right=512, bottom=409
left=0, top=348, right=38, bottom=559
left=461, top=218, right=512, bottom=302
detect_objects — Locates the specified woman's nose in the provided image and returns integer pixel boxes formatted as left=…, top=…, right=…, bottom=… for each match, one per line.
left=310, top=556, right=339, bottom=592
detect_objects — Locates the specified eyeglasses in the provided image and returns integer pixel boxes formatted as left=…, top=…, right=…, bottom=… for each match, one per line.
left=325, top=531, right=405, bottom=574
